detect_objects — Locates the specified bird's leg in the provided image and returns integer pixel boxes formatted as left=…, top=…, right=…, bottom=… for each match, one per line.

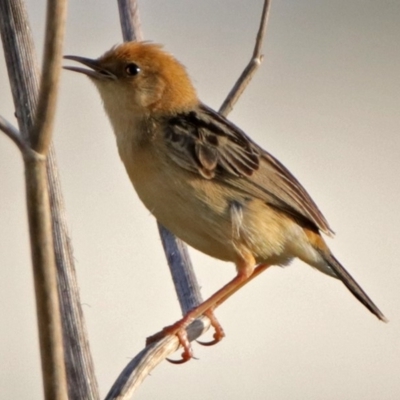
left=146, top=252, right=256, bottom=362
left=215, top=263, right=270, bottom=308
left=197, top=263, right=270, bottom=346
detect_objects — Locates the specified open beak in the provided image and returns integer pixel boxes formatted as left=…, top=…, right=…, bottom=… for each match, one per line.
left=63, top=55, right=116, bottom=80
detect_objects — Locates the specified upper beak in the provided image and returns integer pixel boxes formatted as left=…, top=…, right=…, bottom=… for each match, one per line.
left=63, top=55, right=116, bottom=80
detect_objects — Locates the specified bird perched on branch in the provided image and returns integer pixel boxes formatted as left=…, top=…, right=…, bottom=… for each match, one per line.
left=64, top=41, right=386, bottom=363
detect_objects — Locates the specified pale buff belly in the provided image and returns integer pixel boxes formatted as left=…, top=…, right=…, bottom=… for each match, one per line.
left=131, top=166, right=238, bottom=261
left=120, top=145, right=315, bottom=267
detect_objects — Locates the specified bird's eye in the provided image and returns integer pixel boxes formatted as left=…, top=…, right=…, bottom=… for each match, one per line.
left=125, top=63, right=140, bottom=76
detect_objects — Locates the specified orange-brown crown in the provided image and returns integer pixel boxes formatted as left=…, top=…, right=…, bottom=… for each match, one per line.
left=97, top=41, right=199, bottom=114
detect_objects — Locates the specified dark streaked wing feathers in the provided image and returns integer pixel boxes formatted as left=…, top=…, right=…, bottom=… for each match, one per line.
left=164, top=104, right=333, bottom=236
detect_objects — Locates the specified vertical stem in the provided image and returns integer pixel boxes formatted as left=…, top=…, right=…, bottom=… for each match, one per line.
left=47, top=146, right=100, bottom=400
left=158, top=224, right=203, bottom=314
left=1, top=0, right=98, bottom=398
left=24, top=152, right=67, bottom=400
left=31, top=0, right=67, bottom=153
left=117, top=0, right=143, bottom=42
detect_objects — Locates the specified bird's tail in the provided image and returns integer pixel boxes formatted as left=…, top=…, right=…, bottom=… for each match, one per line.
left=318, top=249, right=387, bottom=322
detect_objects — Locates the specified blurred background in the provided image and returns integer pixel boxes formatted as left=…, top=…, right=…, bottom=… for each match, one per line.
left=1, top=0, right=399, bottom=399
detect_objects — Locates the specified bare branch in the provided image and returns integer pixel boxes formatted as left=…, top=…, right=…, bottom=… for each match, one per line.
left=117, top=0, right=143, bottom=42
left=47, top=145, right=100, bottom=400
left=158, top=224, right=203, bottom=315
left=0, top=1, right=40, bottom=140
left=0, top=1, right=67, bottom=398
left=0, top=115, right=30, bottom=153
left=219, top=0, right=272, bottom=117
left=105, top=318, right=211, bottom=400
left=1, top=0, right=98, bottom=398
left=31, top=0, right=67, bottom=154
left=23, top=151, right=68, bottom=400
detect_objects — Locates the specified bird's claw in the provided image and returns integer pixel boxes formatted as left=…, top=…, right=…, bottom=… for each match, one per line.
left=147, top=323, right=196, bottom=364
left=166, top=329, right=194, bottom=364
left=197, top=337, right=220, bottom=346
left=147, top=310, right=225, bottom=363
left=197, top=309, right=225, bottom=346
left=196, top=327, right=225, bottom=346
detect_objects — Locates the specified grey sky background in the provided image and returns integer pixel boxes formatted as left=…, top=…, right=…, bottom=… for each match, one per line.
left=1, top=1, right=399, bottom=399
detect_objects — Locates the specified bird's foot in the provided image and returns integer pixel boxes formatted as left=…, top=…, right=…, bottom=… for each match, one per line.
left=146, top=309, right=226, bottom=363
left=197, top=309, right=225, bottom=346
left=146, top=319, right=194, bottom=364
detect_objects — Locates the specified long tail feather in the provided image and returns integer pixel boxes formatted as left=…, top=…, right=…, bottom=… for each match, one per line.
left=318, top=250, right=387, bottom=322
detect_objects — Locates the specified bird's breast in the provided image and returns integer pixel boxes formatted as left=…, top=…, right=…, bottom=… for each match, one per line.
left=117, top=135, right=241, bottom=260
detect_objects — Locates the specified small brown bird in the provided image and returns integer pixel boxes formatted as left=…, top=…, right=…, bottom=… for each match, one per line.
left=64, top=42, right=386, bottom=362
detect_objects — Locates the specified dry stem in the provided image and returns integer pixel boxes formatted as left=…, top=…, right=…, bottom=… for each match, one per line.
left=0, top=0, right=97, bottom=398
left=219, top=0, right=271, bottom=117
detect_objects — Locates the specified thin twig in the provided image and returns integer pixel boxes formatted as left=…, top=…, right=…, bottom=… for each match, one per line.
left=219, top=0, right=271, bottom=117
left=31, top=0, right=67, bottom=154
left=46, top=145, right=100, bottom=400
left=117, top=0, right=143, bottom=42
left=0, top=0, right=40, bottom=141
left=24, top=150, right=68, bottom=400
left=41, top=3, right=100, bottom=397
left=21, top=0, right=68, bottom=397
left=105, top=318, right=210, bottom=400
left=158, top=224, right=203, bottom=315
left=0, top=115, right=30, bottom=153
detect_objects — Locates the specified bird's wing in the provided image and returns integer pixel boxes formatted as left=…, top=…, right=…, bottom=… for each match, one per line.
left=163, top=103, right=333, bottom=236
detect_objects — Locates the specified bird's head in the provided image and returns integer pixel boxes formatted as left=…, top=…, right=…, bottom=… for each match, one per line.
left=64, top=42, right=199, bottom=118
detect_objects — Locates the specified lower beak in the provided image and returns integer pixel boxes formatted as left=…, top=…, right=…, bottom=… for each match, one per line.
left=63, top=55, right=116, bottom=80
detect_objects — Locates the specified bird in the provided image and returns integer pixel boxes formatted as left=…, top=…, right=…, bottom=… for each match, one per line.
left=64, top=41, right=386, bottom=362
